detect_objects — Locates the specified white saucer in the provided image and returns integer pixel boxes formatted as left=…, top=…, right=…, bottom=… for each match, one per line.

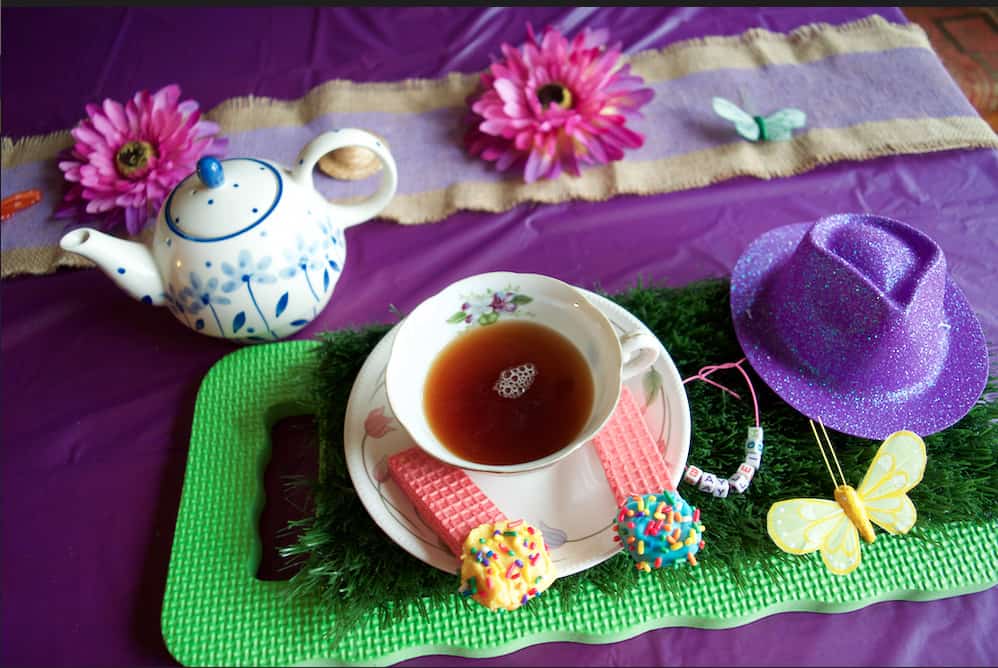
left=344, top=289, right=691, bottom=576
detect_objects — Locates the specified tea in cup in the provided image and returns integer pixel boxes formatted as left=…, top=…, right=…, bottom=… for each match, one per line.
left=385, top=272, right=660, bottom=473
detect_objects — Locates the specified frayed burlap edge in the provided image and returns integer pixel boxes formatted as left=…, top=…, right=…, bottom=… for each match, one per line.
left=3, top=115, right=996, bottom=278
left=1, top=15, right=930, bottom=169
left=2, top=246, right=95, bottom=278
left=371, top=115, right=998, bottom=224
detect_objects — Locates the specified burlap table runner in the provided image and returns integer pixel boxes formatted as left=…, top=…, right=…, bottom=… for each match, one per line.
left=3, top=15, right=996, bottom=278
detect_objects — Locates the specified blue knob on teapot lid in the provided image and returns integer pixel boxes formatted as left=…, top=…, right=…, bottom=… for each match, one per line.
left=197, top=156, right=224, bottom=188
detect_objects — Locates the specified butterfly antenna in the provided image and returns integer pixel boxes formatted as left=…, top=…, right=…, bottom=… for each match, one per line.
left=738, top=85, right=749, bottom=110
left=810, top=418, right=841, bottom=488
left=817, top=418, right=849, bottom=487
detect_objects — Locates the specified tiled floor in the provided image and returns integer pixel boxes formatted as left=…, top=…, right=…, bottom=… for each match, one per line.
left=903, top=7, right=998, bottom=131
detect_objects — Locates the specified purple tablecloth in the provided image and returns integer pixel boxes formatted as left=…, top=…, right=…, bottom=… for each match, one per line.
left=2, top=7, right=996, bottom=667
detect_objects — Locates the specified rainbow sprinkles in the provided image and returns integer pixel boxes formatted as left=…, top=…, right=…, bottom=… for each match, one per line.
left=613, top=490, right=705, bottom=572
left=459, top=519, right=557, bottom=612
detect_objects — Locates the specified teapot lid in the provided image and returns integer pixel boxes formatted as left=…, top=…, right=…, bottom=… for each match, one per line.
left=165, top=157, right=283, bottom=242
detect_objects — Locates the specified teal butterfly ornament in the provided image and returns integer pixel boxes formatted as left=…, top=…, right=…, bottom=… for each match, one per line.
left=712, top=96, right=806, bottom=142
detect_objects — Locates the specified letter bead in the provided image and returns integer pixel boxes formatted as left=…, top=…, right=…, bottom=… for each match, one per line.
left=684, top=465, right=704, bottom=486
left=698, top=472, right=718, bottom=494
left=745, top=429, right=764, bottom=457
left=684, top=423, right=765, bottom=499
left=728, top=474, right=750, bottom=493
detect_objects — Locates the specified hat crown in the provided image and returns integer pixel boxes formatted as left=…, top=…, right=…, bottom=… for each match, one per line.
left=731, top=212, right=989, bottom=440
left=768, top=215, right=948, bottom=394
left=814, top=216, right=944, bottom=310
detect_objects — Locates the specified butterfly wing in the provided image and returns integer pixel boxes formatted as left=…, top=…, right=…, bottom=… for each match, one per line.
left=768, top=498, right=842, bottom=553
left=856, top=430, right=927, bottom=535
left=819, top=510, right=863, bottom=574
left=768, top=498, right=862, bottom=574
left=762, top=108, right=807, bottom=141
left=712, top=96, right=760, bottom=141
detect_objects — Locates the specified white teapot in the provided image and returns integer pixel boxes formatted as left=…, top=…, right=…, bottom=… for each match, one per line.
left=59, top=129, right=397, bottom=342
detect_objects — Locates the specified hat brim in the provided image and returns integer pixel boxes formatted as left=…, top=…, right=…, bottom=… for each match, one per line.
left=731, top=222, right=989, bottom=440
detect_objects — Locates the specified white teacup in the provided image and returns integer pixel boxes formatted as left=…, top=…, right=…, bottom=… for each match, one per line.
left=385, top=271, right=660, bottom=473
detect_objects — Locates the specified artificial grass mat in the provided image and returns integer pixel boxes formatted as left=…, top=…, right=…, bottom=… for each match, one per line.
left=280, top=278, right=997, bottom=644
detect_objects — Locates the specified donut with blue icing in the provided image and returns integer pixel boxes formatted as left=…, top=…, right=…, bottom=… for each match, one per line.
left=612, top=489, right=705, bottom=571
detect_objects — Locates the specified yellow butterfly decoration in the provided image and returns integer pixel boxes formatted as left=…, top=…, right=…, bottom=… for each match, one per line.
left=767, top=419, right=927, bottom=575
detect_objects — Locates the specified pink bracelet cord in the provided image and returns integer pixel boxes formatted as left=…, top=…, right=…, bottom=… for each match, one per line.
left=682, top=357, right=760, bottom=428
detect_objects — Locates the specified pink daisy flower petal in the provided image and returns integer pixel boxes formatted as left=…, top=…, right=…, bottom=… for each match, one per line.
left=56, top=83, right=225, bottom=235
left=465, top=25, right=653, bottom=183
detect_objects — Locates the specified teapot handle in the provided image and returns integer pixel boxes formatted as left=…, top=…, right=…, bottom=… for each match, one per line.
left=291, top=128, right=398, bottom=229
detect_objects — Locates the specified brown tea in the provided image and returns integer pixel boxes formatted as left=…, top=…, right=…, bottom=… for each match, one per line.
left=423, top=320, right=595, bottom=466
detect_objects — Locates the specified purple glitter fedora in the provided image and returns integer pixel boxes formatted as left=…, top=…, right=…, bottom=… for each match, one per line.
left=730, top=213, right=988, bottom=440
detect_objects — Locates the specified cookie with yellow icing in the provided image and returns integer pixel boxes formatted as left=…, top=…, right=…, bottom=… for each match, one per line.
left=458, top=519, right=556, bottom=611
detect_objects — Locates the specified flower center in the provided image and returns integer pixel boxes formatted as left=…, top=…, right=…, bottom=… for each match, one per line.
left=536, top=83, right=573, bottom=110
left=114, top=140, right=156, bottom=178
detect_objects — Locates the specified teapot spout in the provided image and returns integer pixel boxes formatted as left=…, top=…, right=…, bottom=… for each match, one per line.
left=60, top=228, right=166, bottom=305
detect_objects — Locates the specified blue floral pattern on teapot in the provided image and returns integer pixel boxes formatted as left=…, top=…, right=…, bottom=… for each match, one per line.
left=57, top=129, right=397, bottom=343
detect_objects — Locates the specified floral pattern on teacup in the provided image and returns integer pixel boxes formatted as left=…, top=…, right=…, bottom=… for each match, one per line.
left=364, top=406, right=395, bottom=439
left=446, top=285, right=535, bottom=326
left=537, top=521, right=568, bottom=548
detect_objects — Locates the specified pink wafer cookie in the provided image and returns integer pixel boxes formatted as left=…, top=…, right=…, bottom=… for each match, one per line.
left=387, top=447, right=507, bottom=557
left=592, top=386, right=675, bottom=506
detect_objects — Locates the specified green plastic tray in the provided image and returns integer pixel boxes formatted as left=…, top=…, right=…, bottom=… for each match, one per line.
left=161, top=340, right=998, bottom=666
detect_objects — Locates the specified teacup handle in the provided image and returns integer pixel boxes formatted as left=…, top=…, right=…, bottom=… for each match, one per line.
left=620, top=331, right=660, bottom=381
left=291, top=128, right=399, bottom=229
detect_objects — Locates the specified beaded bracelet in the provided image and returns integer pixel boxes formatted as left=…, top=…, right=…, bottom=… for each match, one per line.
left=681, top=358, right=764, bottom=498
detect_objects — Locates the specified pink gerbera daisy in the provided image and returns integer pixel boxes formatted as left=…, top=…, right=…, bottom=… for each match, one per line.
left=464, top=24, right=654, bottom=183
left=56, top=84, right=227, bottom=235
